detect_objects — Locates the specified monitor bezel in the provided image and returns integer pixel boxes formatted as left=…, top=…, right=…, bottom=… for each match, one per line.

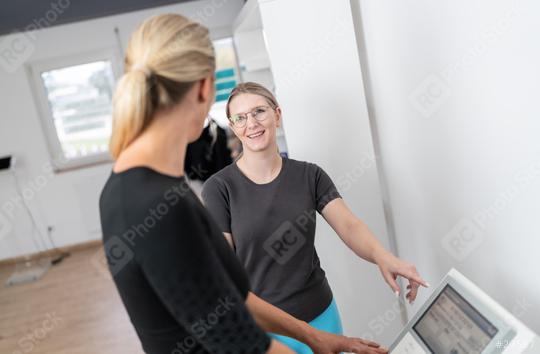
left=412, top=284, right=499, bottom=353
left=389, top=269, right=516, bottom=353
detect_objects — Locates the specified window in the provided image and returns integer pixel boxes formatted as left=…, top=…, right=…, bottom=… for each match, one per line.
left=210, top=37, right=241, bottom=127
left=29, top=49, right=120, bottom=171
left=28, top=41, right=239, bottom=171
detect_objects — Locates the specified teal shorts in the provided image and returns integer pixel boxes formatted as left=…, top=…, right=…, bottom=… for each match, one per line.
left=269, top=299, right=344, bottom=354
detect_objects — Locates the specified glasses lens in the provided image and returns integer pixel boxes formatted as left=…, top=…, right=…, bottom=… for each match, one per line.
left=230, top=114, right=247, bottom=127
left=252, top=107, right=269, bottom=121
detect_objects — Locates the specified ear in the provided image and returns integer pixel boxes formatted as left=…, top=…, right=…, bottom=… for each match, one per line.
left=275, top=106, right=282, bottom=127
left=197, top=75, right=215, bottom=103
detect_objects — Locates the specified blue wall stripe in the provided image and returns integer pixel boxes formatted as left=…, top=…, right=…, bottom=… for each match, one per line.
left=215, top=68, right=235, bottom=80
left=216, top=80, right=236, bottom=91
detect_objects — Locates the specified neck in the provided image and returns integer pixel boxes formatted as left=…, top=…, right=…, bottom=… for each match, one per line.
left=114, top=103, right=194, bottom=177
left=238, top=146, right=282, bottom=182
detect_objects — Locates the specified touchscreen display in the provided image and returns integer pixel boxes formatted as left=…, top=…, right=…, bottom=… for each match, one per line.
left=414, top=285, right=498, bottom=353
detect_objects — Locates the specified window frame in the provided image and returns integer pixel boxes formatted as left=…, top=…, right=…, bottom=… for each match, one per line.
left=27, top=48, right=122, bottom=172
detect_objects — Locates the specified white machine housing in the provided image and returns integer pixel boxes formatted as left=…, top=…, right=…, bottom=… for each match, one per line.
left=390, top=268, right=538, bottom=353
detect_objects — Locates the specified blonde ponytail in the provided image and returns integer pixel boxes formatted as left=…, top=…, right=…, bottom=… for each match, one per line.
left=110, top=70, right=152, bottom=158
left=110, top=14, right=215, bottom=159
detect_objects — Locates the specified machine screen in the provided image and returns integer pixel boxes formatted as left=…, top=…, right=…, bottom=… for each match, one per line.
left=413, top=285, right=498, bottom=353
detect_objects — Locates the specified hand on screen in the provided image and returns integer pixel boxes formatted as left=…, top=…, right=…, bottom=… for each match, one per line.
left=375, top=251, right=429, bottom=304
left=307, top=330, right=388, bottom=354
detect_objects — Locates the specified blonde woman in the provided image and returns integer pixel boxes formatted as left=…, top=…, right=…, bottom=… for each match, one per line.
left=201, top=82, right=428, bottom=353
left=99, top=14, right=386, bottom=354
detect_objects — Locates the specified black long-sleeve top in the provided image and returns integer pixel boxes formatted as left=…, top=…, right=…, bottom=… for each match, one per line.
left=99, top=167, right=271, bottom=354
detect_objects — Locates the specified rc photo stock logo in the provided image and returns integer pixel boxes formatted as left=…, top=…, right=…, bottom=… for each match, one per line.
left=408, top=73, right=451, bottom=118
left=92, top=236, right=134, bottom=277
left=0, top=0, right=71, bottom=73
left=0, top=33, right=36, bottom=73
left=0, top=211, right=14, bottom=241
left=263, top=221, right=306, bottom=265
left=442, top=156, right=540, bottom=262
left=441, top=217, right=485, bottom=262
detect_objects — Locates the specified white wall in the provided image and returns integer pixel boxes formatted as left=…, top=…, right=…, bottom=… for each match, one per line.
left=259, top=0, right=404, bottom=344
left=352, top=0, right=540, bottom=334
left=233, top=29, right=274, bottom=89
left=0, top=0, right=244, bottom=260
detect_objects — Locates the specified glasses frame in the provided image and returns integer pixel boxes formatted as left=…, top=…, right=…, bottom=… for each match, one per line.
left=228, top=105, right=275, bottom=128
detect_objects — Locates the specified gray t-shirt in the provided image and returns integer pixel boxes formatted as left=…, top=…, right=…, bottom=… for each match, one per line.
left=201, top=157, right=341, bottom=322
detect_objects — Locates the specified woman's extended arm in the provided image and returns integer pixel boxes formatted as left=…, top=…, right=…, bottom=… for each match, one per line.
left=321, top=198, right=429, bottom=303
left=246, top=292, right=387, bottom=354
left=223, top=232, right=387, bottom=354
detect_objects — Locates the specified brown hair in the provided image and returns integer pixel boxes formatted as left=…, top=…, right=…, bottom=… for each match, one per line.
left=109, top=14, right=215, bottom=158
left=225, top=82, right=279, bottom=118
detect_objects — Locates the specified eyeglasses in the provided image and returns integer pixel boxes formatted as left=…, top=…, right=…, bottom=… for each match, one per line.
left=229, top=106, right=273, bottom=128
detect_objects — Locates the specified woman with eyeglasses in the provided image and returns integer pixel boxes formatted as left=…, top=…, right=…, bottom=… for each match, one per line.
left=201, top=82, right=429, bottom=354
left=99, top=14, right=387, bottom=354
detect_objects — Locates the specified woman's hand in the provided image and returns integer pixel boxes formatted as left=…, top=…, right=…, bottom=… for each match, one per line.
left=245, top=292, right=386, bottom=353
left=306, top=329, right=388, bottom=354
left=374, top=250, right=429, bottom=303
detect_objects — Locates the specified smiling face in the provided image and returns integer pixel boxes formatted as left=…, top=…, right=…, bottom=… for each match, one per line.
left=228, top=93, right=281, bottom=153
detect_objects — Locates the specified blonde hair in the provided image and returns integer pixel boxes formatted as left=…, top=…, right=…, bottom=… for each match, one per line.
left=110, top=14, right=215, bottom=159
left=225, top=82, right=279, bottom=118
